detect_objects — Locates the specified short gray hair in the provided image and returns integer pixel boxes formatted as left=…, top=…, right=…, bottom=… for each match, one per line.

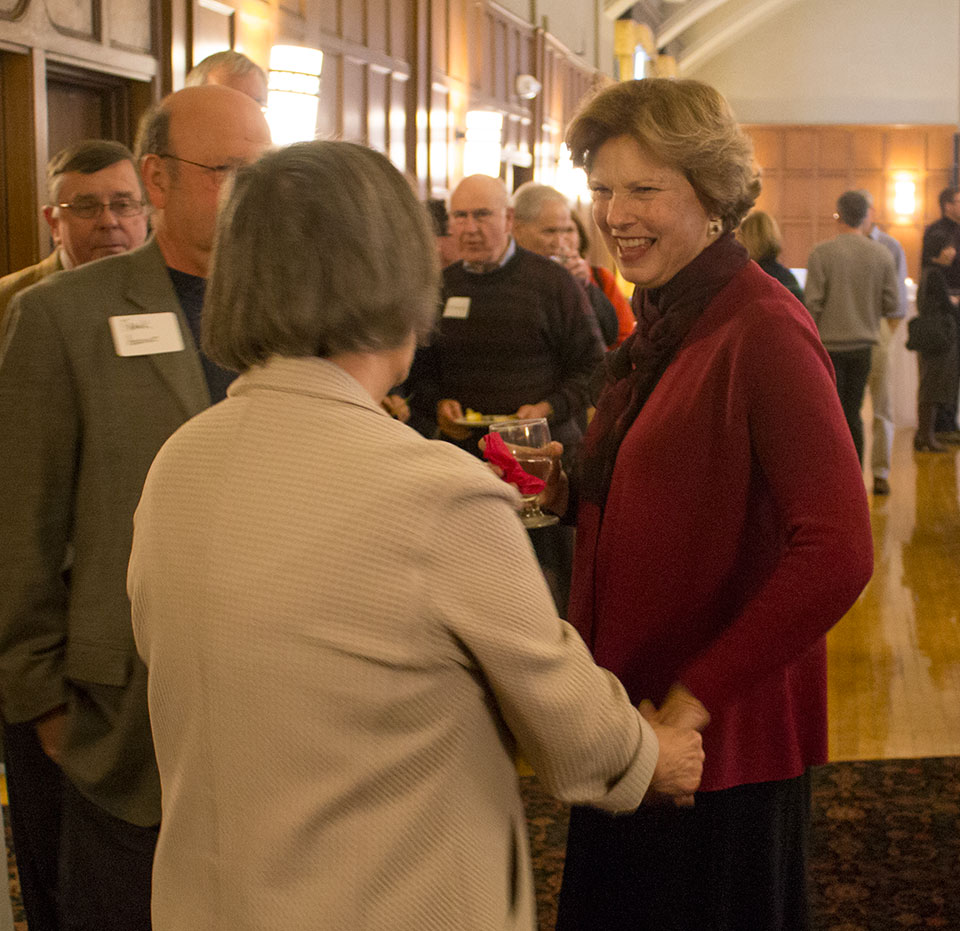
left=203, top=141, right=440, bottom=372
left=185, top=50, right=266, bottom=87
left=511, top=182, right=567, bottom=225
left=47, top=139, right=142, bottom=204
left=135, top=103, right=171, bottom=161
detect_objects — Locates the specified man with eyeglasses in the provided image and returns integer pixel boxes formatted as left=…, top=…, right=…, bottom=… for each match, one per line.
left=0, top=139, right=148, bottom=330
left=0, top=84, right=271, bottom=931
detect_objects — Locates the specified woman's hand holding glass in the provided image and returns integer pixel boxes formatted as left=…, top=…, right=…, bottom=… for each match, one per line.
left=487, top=418, right=562, bottom=528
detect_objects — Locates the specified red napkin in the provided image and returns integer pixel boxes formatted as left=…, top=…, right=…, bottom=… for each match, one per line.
left=482, top=432, right=547, bottom=495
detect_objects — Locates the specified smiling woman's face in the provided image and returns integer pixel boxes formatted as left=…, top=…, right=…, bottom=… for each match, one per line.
left=588, top=134, right=716, bottom=289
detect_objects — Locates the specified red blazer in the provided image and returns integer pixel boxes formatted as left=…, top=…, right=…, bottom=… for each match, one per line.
left=569, top=261, right=873, bottom=791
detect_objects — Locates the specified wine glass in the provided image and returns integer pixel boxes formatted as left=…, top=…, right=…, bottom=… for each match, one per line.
left=488, top=417, right=559, bottom=529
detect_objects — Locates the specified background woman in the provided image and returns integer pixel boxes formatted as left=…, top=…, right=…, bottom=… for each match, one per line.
left=737, top=208, right=805, bottom=303
left=554, top=79, right=873, bottom=930
left=127, top=141, right=704, bottom=931
left=914, top=228, right=959, bottom=451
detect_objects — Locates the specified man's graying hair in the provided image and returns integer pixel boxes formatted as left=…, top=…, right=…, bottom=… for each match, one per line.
left=185, top=50, right=266, bottom=87
left=47, top=140, right=143, bottom=204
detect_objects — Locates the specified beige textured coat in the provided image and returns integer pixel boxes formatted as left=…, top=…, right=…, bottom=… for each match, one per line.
left=129, top=355, right=658, bottom=931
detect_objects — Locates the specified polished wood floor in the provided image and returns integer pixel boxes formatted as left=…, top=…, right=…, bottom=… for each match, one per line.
left=827, top=429, right=960, bottom=761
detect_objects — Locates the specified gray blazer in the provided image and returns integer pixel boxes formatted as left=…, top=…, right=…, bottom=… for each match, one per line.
left=0, top=238, right=210, bottom=825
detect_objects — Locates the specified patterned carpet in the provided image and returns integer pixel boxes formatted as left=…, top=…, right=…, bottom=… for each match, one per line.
left=4, top=758, right=958, bottom=929
left=520, top=757, right=960, bottom=931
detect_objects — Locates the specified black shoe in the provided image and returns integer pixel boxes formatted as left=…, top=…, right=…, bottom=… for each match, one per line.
left=872, top=477, right=890, bottom=495
left=915, top=435, right=947, bottom=452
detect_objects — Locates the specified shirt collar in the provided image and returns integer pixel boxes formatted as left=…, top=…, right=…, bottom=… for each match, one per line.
left=462, top=237, right=516, bottom=274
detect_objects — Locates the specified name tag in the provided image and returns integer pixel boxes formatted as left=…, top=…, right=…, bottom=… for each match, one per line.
left=442, top=296, right=471, bottom=319
left=109, top=313, right=185, bottom=357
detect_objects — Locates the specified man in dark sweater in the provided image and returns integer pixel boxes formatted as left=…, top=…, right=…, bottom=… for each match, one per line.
left=407, top=174, right=603, bottom=615
left=409, top=174, right=604, bottom=457
left=921, top=187, right=960, bottom=438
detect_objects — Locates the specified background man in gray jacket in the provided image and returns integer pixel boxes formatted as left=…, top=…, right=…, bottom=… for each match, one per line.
left=805, top=190, right=899, bottom=466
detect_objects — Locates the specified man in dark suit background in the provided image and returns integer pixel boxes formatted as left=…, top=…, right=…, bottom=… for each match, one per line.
left=921, top=186, right=960, bottom=440
left=0, top=84, right=271, bottom=931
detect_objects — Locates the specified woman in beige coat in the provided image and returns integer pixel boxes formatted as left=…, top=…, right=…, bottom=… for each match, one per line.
left=127, top=141, right=703, bottom=931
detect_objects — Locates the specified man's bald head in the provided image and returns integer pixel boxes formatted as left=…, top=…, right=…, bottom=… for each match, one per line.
left=449, top=175, right=513, bottom=267
left=137, top=84, right=272, bottom=276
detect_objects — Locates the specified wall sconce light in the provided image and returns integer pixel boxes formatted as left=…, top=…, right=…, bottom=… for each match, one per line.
left=515, top=74, right=542, bottom=100
left=554, top=144, right=590, bottom=202
left=891, top=173, right=917, bottom=220
left=266, top=44, right=324, bottom=146
left=461, top=110, right=503, bottom=178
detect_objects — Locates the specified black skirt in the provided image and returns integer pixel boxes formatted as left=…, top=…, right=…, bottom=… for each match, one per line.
left=557, top=771, right=811, bottom=931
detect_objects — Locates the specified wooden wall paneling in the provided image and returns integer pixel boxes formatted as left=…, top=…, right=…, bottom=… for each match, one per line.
left=467, top=5, right=483, bottom=94
left=0, top=0, right=25, bottom=19
left=388, top=71, right=406, bottom=171
left=341, top=55, right=365, bottom=142
left=749, top=128, right=782, bottom=172
left=854, top=128, right=884, bottom=172
left=885, top=129, right=926, bottom=173
left=753, top=175, right=780, bottom=218
left=162, top=0, right=188, bottom=91
left=192, top=0, right=234, bottom=67
left=815, top=175, right=849, bottom=220
left=406, top=0, right=428, bottom=191
left=107, top=0, right=153, bottom=53
left=388, top=0, right=405, bottom=60
left=315, top=49, right=341, bottom=139
left=779, top=220, right=818, bottom=270
left=817, top=127, right=852, bottom=173
left=46, top=0, right=97, bottom=39
left=445, top=0, right=465, bottom=79
left=0, top=50, right=42, bottom=274
left=367, top=0, right=386, bottom=55
left=783, top=128, right=816, bottom=171
left=428, top=79, right=450, bottom=190
left=367, top=63, right=388, bottom=152
left=491, top=17, right=505, bottom=101
left=318, top=0, right=338, bottom=39
left=743, top=124, right=957, bottom=275
left=927, top=130, right=954, bottom=173
left=278, top=0, right=303, bottom=17
left=429, top=0, right=446, bottom=79
left=342, top=0, right=364, bottom=46
left=925, top=169, right=951, bottom=218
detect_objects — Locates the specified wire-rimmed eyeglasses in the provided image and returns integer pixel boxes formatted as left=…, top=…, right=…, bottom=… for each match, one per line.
left=53, top=197, right=145, bottom=219
left=158, top=153, right=241, bottom=185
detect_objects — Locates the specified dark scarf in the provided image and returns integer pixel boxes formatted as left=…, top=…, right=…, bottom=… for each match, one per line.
left=579, top=233, right=749, bottom=507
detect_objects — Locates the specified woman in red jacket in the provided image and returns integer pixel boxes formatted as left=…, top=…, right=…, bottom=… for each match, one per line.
left=554, top=78, right=874, bottom=931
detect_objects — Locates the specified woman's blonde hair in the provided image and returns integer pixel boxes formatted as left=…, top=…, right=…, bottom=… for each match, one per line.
left=737, top=210, right=782, bottom=263
left=566, top=78, right=761, bottom=233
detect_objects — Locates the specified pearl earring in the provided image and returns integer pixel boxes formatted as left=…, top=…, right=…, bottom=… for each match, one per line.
left=709, top=219, right=723, bottom=236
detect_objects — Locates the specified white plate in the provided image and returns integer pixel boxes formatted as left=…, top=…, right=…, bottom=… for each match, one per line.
left=453, top=414, right=516, bottom=427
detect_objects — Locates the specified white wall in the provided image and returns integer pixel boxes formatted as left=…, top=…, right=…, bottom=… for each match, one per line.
left=686, top=0, right=960, bottom=125
left=493, top=0, right=617, bottom=76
